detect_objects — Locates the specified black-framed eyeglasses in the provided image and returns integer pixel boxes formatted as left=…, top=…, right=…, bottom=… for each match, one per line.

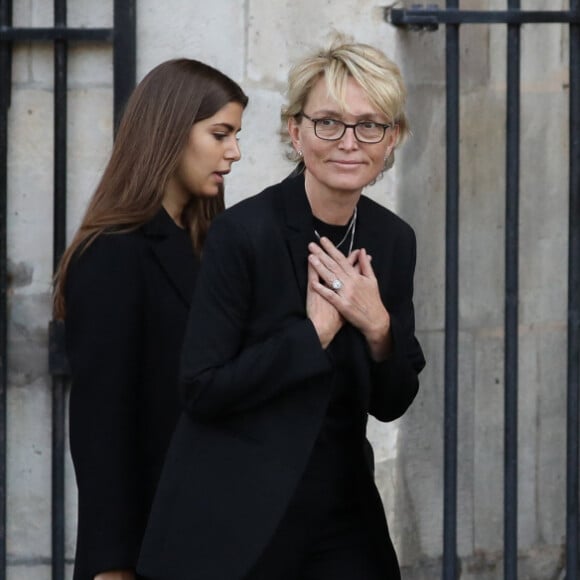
left=300, top=112, right=392, bottom=144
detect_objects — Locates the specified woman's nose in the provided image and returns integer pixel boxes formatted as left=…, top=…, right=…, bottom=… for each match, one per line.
left=227, top=139, right=241, bottom=161
left=338, top=126, right=358, bottom=149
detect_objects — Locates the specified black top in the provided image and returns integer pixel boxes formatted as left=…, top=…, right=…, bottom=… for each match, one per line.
left=300, top=216, right=360, bottom=505
left=312, top=215, right=353, bottom=252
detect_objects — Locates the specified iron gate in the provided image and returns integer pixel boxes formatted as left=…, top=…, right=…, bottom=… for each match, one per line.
left=387, top=2, right=580, bottom=579
left=0, top=1, right=136, bottom=578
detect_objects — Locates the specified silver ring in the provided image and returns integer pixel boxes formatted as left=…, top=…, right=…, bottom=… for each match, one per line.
left=331, top=278, right=343, bottom=292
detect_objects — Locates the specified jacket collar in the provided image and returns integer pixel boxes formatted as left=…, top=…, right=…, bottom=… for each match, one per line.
left=142, top=208, right=198, bottom=307
left=280, top=171, right=388, bottom=299
left=354, top=196, right=388, bottom=280
left=280, top=172, right=317, bottom=299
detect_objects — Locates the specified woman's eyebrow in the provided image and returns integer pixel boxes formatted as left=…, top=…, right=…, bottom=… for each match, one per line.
left=210, top=122, right=236, bottom=131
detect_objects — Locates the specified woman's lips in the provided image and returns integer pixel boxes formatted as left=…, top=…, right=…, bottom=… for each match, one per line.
left=329, top=160, right=363, bottom=167
left=213, top=170, right=230, bottom=183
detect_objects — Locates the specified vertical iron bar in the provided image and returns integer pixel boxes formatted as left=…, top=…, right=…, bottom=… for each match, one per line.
left=505, top=2, right=520, bottom=579
left=0, top=0, right=11, bottom=578
left=113, top=0, right=136, bottom=132
left=567, top=1, right=580, bottom=578
left=53, top=2, right=67, bottom=273
left=52, top=0, right=67, bottom=578
left=443, top=0, right=460, bottom=578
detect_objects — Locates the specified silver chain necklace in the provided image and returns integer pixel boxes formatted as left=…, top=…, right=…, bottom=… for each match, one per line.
left=314, top=206, right=358, bottom=255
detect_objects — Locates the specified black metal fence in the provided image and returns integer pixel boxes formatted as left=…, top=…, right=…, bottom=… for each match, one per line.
left=0, top=1, right=136, bottom=578
left=388, top=3, right=579, bottom=579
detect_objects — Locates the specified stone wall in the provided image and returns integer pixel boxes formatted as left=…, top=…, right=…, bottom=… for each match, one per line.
left=4, top=0, right=571, bottom=578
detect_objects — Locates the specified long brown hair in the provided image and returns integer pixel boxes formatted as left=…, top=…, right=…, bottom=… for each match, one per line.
left=53, top=59, right=248, bottom=319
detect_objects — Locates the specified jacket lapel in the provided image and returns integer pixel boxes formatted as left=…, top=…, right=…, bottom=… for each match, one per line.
left=280, top=173, right=317, bottom=300
left=279, top=176, right=392, bottom=302
left=349, top=196, right=393, bottom=408
left=354, top=196, right=390, bottom=299
left=143, top=209, right=198, bottom=307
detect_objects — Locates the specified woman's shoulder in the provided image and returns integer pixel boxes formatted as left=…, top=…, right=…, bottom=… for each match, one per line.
left=70, top=229, right=146, bottom=276
left=212, top=182, right=283, bottom=237
left=359, top=195, right=416, bottom=238
left=64, top=229, right=148, bottom=309
left=202, top=183, right=288, bottom=259
left=224, top=181, right=281, bottom=218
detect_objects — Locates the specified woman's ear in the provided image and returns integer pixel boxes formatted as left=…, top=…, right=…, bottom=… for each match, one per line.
left=385, top=124, right=400, bottom=157
left=288, top=117, right=302, bottom=155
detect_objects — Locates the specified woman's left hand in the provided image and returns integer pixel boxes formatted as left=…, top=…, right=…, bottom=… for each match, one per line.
left=308, top=237, right=393, bottom=361
left=94, top=571, right=136, bottom=580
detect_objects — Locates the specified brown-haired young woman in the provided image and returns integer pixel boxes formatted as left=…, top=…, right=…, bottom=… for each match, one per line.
left=53, top=58, right=247, bottom=580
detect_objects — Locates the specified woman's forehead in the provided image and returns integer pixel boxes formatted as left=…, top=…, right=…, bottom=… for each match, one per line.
left=305, top=76, right=384, bottom=119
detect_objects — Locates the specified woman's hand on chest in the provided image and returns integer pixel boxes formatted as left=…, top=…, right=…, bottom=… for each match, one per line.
left=307, top=238, right=392, bottom=360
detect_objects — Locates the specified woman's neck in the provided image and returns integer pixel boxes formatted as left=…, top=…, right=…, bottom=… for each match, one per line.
left=161, top=182, right=188, bottom=228
left=304, top=173, right=360, bottom=225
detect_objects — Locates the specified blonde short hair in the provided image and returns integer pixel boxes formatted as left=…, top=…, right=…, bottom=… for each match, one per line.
left=281, top=36, right=409, bottom=171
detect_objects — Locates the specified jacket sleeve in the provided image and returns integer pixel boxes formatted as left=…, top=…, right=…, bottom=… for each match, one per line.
left=369, top=225, right=426, bottom=422
left=180, top=214, right=332, bottom=420
left=65, top=235, right=144, bottom=576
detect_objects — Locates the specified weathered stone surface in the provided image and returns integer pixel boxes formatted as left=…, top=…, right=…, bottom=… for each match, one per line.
left=7, top=564, right=53, bottom=580
left=137, top=0, right=245, bottom=82
left=248, top=0, right=395, bottom=86
left=7, top=88, right=54, bottom=294
left=473, top=331, right=505, bottom=553
left=66, top=87, right=114, bottom=237
left=397, top=83, right=446, bottom=333
left=400, top=544, right=565, bottom=580
left=7, top=294, right=50, bottom=388
left=6, top=379, right=51, bottom=562
left=226, top=87, right=291, bottom=207
left=67, top=0, right=112, bottom=27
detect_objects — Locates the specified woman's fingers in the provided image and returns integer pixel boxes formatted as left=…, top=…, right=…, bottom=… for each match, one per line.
left=308, top=239, right=350, bottom=273
left=308, top=240, right=354, bottom=292
left=94, top=572, right=136, bottom=580
left=347, top=249, right=361, bottom=266
left=306, top=262, right=344, bottom=348
left=308, top=241, right=387, bottom=340
left=307, top=259, right=319, bottom=285
left=308, top=240, right=374, bottom=290
left=308, top=254, right=343, bottom=291
left=357, top=248, right=376, bottom=278
left=318, top=236, right=351, bottom=265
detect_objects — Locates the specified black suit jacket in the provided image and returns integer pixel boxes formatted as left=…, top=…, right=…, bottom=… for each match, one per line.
left=138, top=174, right=425, bottom=580
left=65, top=209, right=198, bottom=579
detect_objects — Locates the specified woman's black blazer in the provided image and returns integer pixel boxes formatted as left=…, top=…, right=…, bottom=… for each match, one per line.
left=138, top=173, right=425, bottom=580
left=65, top=209, right=198, bottom=579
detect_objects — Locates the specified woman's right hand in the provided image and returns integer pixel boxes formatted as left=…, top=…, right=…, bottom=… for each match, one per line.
left=307, top=260, right=343, bottom=348
left=95, top=571, right=136, bottom=580
left=307, top=248, right=365, bottom=349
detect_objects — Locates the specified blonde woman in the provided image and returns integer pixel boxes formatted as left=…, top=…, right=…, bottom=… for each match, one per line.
left=139, top=39, right=425, bottom=580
